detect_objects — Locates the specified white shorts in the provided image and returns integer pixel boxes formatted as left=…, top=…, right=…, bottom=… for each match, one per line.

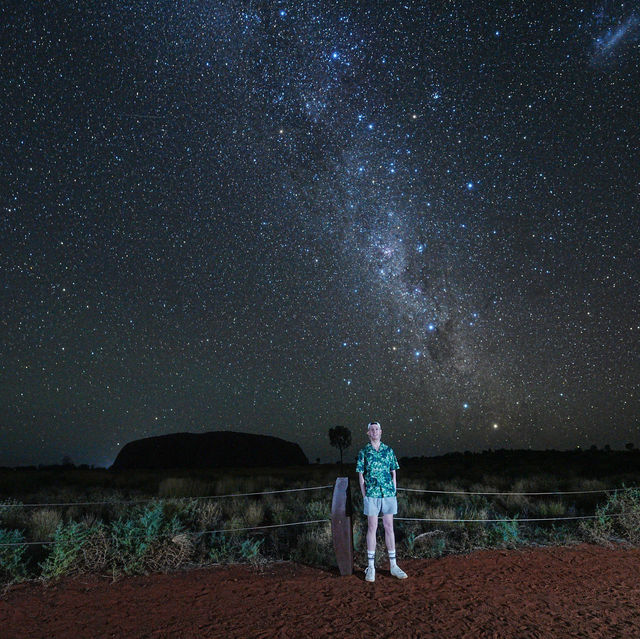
left=363, top=496, right=398, bottom=516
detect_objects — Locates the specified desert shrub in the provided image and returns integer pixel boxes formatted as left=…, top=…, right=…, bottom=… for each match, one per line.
left=456, top=523, right=490, bottom=552
left=208, top=532, right=236, bottom=563
left=267, top=501, right=294, bottom=525
left=216, top=476, right=264, bottom=496
left=239, top=537, right=264, bottom=564
left=582, top=488, right=640, bottom=545
left=158, top=478, right=212, bottom=498
left=528, top=523, right=581, bottom=546
left=292, top=522, right=334, bottom=567
left=612, top=489, right=640, bottom=544
left=0, top=529, right=28, bottom=583
left=511, top=475, right=557, bottom=494
left=194, top=500, right=222, bottom=531
left=109, top=503, right=168, bottom=575
left=535, top=500, right=567, bottom=518
left=0, top=500, right=29, bottom=531
left=239, top=500, right=265, bottom=528
left=402, top=523, right=441, bottom=557
left=207, top=532, right=263, bottom=564
left=147, top=532, right=195, bottom=571
left=40, top=521, right=91, bottom=579
left=488, top=517, right=520, bottom=548
left=30, top=508, right=63, bottom=541
left=405, top=531, right=447, bottom=558
left=81, top=525, right=110, bottom=572
left=305, top=499, right=330, bottom=521
left=500, top=493, right=531, bottom=514
left=424, top=505, right=457, bottom=522
left=403, top=496, right=432, bottom=519
left=222, top=516, right=245, bottom=534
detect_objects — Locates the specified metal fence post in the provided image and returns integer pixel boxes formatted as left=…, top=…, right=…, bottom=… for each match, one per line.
left=331, top=476, right=354, bottom=576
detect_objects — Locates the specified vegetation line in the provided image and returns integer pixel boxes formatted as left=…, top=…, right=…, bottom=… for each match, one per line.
left=199, top=519, right=331, bottom=535
left=395, top=515, right=623, bottom=523
left=0, top=485, right=334, bottom=509
left=398, top=487, right=637, bottom=496
left=0, top=519, right=333, bottom=547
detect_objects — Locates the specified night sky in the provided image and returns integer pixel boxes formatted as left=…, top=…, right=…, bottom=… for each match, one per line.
left=2, top=1, right=639, bottom=467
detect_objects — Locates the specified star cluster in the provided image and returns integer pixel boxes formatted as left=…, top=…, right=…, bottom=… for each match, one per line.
left=1, top=1, right=638, bottom=466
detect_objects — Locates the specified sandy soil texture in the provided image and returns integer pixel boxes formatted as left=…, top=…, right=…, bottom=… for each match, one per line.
left=2, top=544, right=640, bottom=638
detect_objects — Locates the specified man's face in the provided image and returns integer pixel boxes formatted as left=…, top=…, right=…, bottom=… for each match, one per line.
left=368, top=423, right=382, bottom=442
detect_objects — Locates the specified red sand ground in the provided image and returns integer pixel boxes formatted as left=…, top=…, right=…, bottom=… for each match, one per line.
left=2, top=544, right=640, bottom=638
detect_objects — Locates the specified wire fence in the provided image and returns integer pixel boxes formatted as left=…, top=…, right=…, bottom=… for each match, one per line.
left=0, top=484, right=335, bottom=547
left=398, top=486, right=637, bottom=496
left=2, top=482, right=634, bottom=509
left=0, top=519, right=332, bottom=547
left=0, top=481, right=635, bottom=548
left=0, top=484, right=334, bottom=509
left=395, top=514, right=619, bottom=523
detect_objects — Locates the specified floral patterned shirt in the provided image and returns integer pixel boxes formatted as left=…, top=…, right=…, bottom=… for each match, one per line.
left=356, top=442, right=399, bottom=497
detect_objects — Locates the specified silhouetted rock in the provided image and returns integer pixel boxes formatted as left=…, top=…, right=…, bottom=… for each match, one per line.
left=111, top=431, right=308, bottom=470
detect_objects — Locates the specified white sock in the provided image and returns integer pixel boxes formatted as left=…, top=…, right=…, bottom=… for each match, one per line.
left=367, top=550, right=375, bottom=569
left=388, top=550, right=397, bottom=568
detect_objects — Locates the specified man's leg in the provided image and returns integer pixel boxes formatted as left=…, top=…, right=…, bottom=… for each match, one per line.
left=382, top=514, right=396, bottom=553
left=365, top=515, right=378, bottom=582
left=383, top=514, right=407, bottom=579
left=366, top=515, right=379, bottom=552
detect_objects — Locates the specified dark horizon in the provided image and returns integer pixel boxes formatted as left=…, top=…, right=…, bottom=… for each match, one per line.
left=2, top=429, right=639, bottom=470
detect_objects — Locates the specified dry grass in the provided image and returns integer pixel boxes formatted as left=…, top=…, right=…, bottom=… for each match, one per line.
left=195, top=500, right=222, bottom=530
left=147, top=533, right=194, bottom=571
left=30, top=508, right=62, bottom=540
left=158, top=478, right=213, bottom=498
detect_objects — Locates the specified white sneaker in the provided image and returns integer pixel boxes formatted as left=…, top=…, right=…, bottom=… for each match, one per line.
left=365, top=566, right=375, bottom=582
left=390, top=564, right=408, bottom=579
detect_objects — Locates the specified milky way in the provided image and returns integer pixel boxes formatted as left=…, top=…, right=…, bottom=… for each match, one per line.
left=1, top=1, right=639, bottom=466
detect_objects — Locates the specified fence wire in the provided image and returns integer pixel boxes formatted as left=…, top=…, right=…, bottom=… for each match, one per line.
left=1, top=481, right=635, bottom=548
left=0, top=518, right=332, bottom=547
left=0, top=484, right=334, bottom=509
left=398, top=486, right=637, bottom=496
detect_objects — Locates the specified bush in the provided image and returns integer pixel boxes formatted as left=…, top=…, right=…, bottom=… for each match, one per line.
left=208, top=532, right=236, bottom=563
left=40, top=521, right=90, bottom=579
left=207, top=532, right=263, bottom=564
left=109, top=503, right=174, bottom=575
left=81, top=525, right=110, bottom=572
left=305, top=499, right=330, bottom=521
left=0, top=500, right=28, bottom=531
left=0, top=529, right=28, bottom=583
left=30, top=509, right=63, bottom=541
left=583, top=488, right=640, bottom=545
left=488, top=517, right=520, bottom=548
left=238, top=501, right=265, bottom=528
left=239, top=537, right=264, bottom=564
left=292, top=522, right=334, bottom=567
left=536, top=501, right=567, bottom=518
left=147, top=532, right=195, bottom=571
left=158, top=478, right=212, bottom=498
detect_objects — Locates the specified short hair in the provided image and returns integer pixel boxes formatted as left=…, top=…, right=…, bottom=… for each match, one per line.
left=367, top=421, right=380, bottom=431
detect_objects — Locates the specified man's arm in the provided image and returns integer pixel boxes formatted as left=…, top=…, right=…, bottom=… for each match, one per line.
left=391, top=469, right=397, bottom=492
left=359, top=472, right=366, bottom=498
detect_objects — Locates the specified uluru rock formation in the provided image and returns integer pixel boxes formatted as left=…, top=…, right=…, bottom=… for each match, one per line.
left=110, top=431, right=308, bottom=470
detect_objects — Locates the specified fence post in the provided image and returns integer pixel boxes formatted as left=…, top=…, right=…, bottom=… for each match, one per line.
left=331, top=477, right=354, bottom=576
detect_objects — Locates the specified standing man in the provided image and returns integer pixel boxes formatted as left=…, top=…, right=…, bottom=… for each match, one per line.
left=356, top=421, right=408, bottom=582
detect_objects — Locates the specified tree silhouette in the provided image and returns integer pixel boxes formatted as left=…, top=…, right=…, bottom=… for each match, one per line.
left=329, top=426, right=352, bottom=466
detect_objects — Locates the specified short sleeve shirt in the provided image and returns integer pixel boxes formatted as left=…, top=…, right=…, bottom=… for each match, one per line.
left=356, top=442, right=399, bottom=497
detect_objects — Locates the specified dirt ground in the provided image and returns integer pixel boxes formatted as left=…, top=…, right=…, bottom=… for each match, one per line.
left=2, top=544, right=640, bottom=638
